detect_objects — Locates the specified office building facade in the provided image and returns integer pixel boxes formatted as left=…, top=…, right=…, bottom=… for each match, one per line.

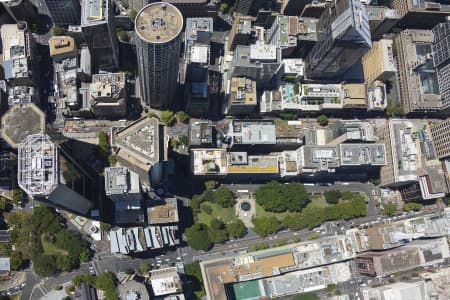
left=44, top=0, right=81, bottom=25
left=431, top=119, right=450, bottom=159
left=432, top=21, right=450, bottom=111
left=81, top=0, right=119, bottom=71
left=305, top=0, right=372, bottom=79
left=135, top=2, right=183, bottom=108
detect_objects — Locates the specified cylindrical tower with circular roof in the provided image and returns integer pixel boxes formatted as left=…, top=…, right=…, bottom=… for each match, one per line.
left=135, top=2, right=183, bottom=109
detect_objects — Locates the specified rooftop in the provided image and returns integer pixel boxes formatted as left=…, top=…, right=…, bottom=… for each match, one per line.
left=189, top=122, right=213, bottom=146
left=339, top=144, right=386, bottom=166
left=90, top=72, right=126, bottom=101
left=7, top=85, right=35, bottom=106
left=230, top=120, right=276, bottom=145
left=282, top=59, right=304, bottom=77
left=185, top=17, right=213, bottom=41
left=1, top=103, right=45, bottom=148
left=17, top=134, right=58, bottom=196
left=227, top=153, right=279, bottom=174
left=361, top=281, right=430, bottom=300
left=118, top=280, right=150, bottom=300
left=229, top=77, right=257, bottom=106
left=104, top=167, right=140, bottom=196
left=81, top=0, right=107, bottom=25
left=150, top=267, right=183, bottom=296
left=148, top=198, right=179, bottom=224
left=301, top=145, right=340, bottom=172
left=135, top=2, right=183, bottom=44
left=1, top=23, right=30, bottom=80
left=114, top=117, right=160, bottom=165
left=48, top=36, right=77, bottom=57
left=200, top=235, right=355, bottom=300
left=249, top=42, right=277, bottom=61
left=191, top=148, right=227, bottom=175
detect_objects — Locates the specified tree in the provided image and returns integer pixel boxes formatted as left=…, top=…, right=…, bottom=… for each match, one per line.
left=94, top=272, right=117, bottom=300
left=200, top=203, right=212, bottom=214
left=101, top=222, right=112, bottom=232
left=98, top=131, right=110, bottom=158
left=279, top=112, right=297, bottom=120
left=178, top=135, right=188, bottom=146
left=185, top=262, right=205, bottom=298
left=147, top=111, right=158, bottom=119
left=219, top=3, right=228, bottom=12
left=170, top=138, right=180, bottom=149
left=212, top=186, right=235, bottom=208
left=310, top=232, right=320, bottom=239
left=124, top=268, right=134, bottom=275
left=118, top=30, right=129, bottom=42
left=204, top=180, right=218, bottom=190
left=108, top=155, right=117, bottom=166
left=160, top=110, right=175, bottom=126
left=317, top=114, right=329, bottom=126
left=129, top=8, right=137, bottom=21
left=72, top=274, right=95, bottom=287
left=10, top=251, right=23, bottom=270
left=176, top=111, right=190, bottom=123
left=53, top=285, right=63, bottom=291
left=383, top=203, right=398, bottom=216
left=252, top=216, right=279, bottom=237
left=444, top=197, right=450, bottom=206
left=53, top=26, right=67, bottom=36
left=185, top=223, right=212, bottom=250
left=324, top=190, right=341, bottom=204
left=79, top=248, right=91, bottom=263
left=138, top=263, right=150, bottom=274
left=34, top=254, right=57, bottom=276
left=31, top=23, right=40, bottom=33
left=226, top=220, right=247, bottom=238
left=0, top=197, right=6, bottom=211
left=255, top=181, right=309, bottom=213
left=12, top=188, right=23, bottom=205
left=65, top=285, right=75, bottom=294
left=386, top=104, right=405, bottom=117
left=326, top=284, right=337, bottom=292
left=404, top=202, right=423, bottom=212
left=292, top=293, right=320, bottom=300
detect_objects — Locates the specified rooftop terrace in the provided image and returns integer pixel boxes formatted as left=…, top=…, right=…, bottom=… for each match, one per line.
left=135, top=2, right=183, bottom=44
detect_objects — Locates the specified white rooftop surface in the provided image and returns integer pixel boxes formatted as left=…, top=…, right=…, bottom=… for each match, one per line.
left=283, top=59, right=304, bottom=76
left=150, top=268, right=182, bottom=296
left=0, top=24, right=26, bottom=61
left=250, top=42, right=277, bottom=61
left=190, top=44, right=209, bottom=64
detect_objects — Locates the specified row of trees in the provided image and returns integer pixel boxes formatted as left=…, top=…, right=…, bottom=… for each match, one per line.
left=72, top=272, right=118, bottom=300
left=252, top=192, right=367, bottom=237
left=7, top=205, right=91, bottom=276
left=255, top=181, right=310, bottom=213
left=186, top=186, right=247, bottom=250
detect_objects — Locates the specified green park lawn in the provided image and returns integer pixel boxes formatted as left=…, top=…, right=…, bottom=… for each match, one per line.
left=255, top=193, right=328, bottom=220
left=41, top=235, right=68, bottom=256
left=198, top=202, right=238, bottom=225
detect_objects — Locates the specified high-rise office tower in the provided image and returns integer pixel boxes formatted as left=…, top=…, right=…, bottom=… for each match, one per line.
left=430, top=119, right=450, bottom=159
left=390, top=0, right=450, bottom=29
left=1, top=0, right=39, bottom=24
left=235, top=0, right=269, bottom=16
left=305, top=0, right=372, bottom=80
left=44, top=0, right=81, bottom=25
left=135, top=2, right=183, bottom=108
left=17, top=134, right=94, bottom=215
left=81, top=0, right=119, bottom=71
left=432, top=21, right=450, bottom=111
left=281, top=0, right=310, bottom=16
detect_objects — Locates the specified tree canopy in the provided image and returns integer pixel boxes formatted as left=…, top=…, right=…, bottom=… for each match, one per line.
left=317, top=115, right=329, bottom=126
left=176, top=111, right=190, bottom=123
left=185, top=223, right=212, bottom=251
left=383, top=203, right=398, bottom=216
left=227, top=220, right=247, bottom=238
left=255, top=181, right=309, bottom=212
left=403, top=202, right=422, bottom=212
left=324, top=190, right=341, bottom=204
left=160, top=110, right=175, bottom=125
left=252, top=216, right=280, bottom=237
